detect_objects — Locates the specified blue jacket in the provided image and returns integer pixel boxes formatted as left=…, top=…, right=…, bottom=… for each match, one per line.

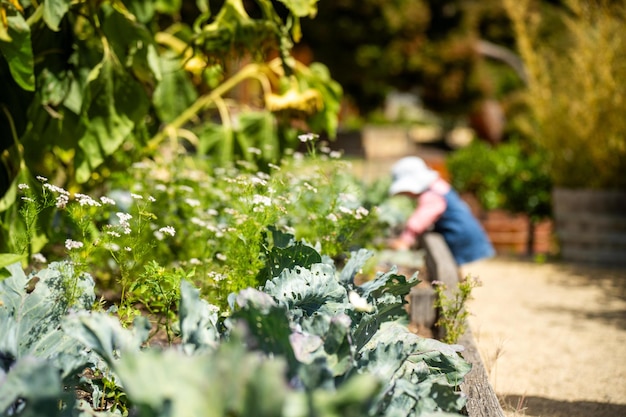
left=433, top=188, right=495, bottom=265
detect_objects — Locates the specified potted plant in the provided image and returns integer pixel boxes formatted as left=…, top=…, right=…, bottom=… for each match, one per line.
left=446, top=139, right=552, bottom=256
left=504, top=0, right=626, bottom=264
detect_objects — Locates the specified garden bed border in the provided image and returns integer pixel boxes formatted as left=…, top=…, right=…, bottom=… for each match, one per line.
left=415, top=232, right=505, bottom=417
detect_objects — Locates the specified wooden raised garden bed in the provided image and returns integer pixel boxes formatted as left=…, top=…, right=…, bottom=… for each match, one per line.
left=380, top=233, right=505, bottom=417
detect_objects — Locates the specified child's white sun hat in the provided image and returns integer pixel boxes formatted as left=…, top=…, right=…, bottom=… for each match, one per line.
left=389, top=156, right=439, bottom=195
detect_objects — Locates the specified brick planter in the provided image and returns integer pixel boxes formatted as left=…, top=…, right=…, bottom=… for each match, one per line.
left=460, top=194, right=554, bottom=256
left=481, top=210, right=553, bottom=256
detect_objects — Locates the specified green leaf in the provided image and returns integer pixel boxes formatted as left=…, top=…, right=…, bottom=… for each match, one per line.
left=154, top=0, right=182, bottom=14
left=276, top=0, right=318, bottom=17
left=75, top=52, right=149, bottom=182
left=110, top=338, right=289, bottom=417
left=179, top=280, right=221, bottom=353
left=102, top=7, right=161, bottom=89
left=263, top=263, right=346, bottom=315
left=0, top=356, right=70, bottom=416
left=64, top=312, right=150, bottom=365
left=0, top=254, right=25, bottom=271
left=0, top=262, right=94, bottom=378
left=43, top=0, right=72, bottom=31
left=153, top=54, right=198, bottom=123
left=238, top=110, right=279, bottom=164
left=122, top=0, right=155, bottom=23
left=339, top=248, right=374, bottom=285
left=0, top=12, right=34, bottom=91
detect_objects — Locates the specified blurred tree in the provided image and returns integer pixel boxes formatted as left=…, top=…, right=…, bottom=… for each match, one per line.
left=301, top=0, right=526, bottom=130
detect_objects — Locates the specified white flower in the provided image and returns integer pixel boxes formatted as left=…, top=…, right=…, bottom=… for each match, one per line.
left=31, top=253, right=47, bottom=263
left=208, top=271, right=226, bottom=282
left=18, top=183, right=29, bottom=190
left=184, top=198, right=201, bottom=207
left=216, top=253, right=227, bottom=261
left=43, top=183, right=69, bottom=195
left=329, top=151, right=342, bottom=159
left=326, top=213, right=338, bottom=222
left=100, top=196, right=116, bottom=205
left=104, top=242, right=121, bottom=252
left=130, top=193, right=143, bottom=200
left=125, top=246, right=132, bottom=252
left=116, top=212, right=133, bottom=223
left=36, top=176, right=48, bottom=182
left=65, top=239, right=84, bottom=251
left=355, top=206, right=369, bottom=219
left=248, top=147, right=262, bottom=155
left=75, top=193, right=101, bottom=207
left=250, top=176, right=267, bottom=186
left=348, top=291, right=374, bottom=313
left=298, top=133, right=319, bottom=143
left=303, top=182, right=317, bottom=193
left=148, top=196, right=156, bottom=202
left=207, top=208, right=219, bottom=216
left=158, top=226, right=176, bottom=236
left=252, top=194, right=271, bottom=206
left=56, top=194, right=69, bottom=209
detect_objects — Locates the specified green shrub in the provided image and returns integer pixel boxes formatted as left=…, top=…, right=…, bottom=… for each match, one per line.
left=504, top=0, right=626, bottom=189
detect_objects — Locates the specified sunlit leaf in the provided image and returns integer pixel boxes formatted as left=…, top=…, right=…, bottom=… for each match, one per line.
left=0, top=12, right=34, bottom=91
left=43, top=0, right=71, bottom=31
left=276, top=0, right=318, bottom=17
left=75, top=53, right=149, bottom=183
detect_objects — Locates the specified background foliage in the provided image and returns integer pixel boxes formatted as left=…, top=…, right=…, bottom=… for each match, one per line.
left=0, top=0, right=340, bottom=212
left=504, top=0, right=626, bottom=189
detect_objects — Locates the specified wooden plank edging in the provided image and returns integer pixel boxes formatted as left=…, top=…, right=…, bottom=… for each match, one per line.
left=418, top=233, right=505, bottom=417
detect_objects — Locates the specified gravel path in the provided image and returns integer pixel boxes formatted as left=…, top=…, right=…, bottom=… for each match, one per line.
left=464, top=257, right=626, bottom=417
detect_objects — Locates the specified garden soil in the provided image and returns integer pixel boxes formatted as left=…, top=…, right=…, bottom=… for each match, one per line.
left=463, top=257, right=626, bottom=417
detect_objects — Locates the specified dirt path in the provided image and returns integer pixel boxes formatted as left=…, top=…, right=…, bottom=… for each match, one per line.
left=463, top=257, right=626, bottom=417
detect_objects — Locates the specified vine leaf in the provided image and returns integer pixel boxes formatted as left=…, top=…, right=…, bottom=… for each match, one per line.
left=43, top=0, right=71, bottom=31
left=75, top=52, right=149, bottom=183
left=0, top=12, right=34, bottom=91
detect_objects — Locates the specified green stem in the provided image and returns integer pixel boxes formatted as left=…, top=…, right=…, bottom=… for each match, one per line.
left=147, top=63, right=269, bottom=151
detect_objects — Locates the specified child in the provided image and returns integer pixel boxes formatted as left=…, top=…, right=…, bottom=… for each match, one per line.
left=388, top=156, right=495, bottom=266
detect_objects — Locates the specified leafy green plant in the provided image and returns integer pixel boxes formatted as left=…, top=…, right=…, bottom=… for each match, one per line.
left=0, top=0, right=341, bottom=223
left=446, top=138, right=552, bottom=254
left=0, top=244, right=473, bottom=417
left=447, top=139, right=551, bottom=219
left=433, top=276, right=482, bottom=345
left=3, top=139, right=387, bottom=311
